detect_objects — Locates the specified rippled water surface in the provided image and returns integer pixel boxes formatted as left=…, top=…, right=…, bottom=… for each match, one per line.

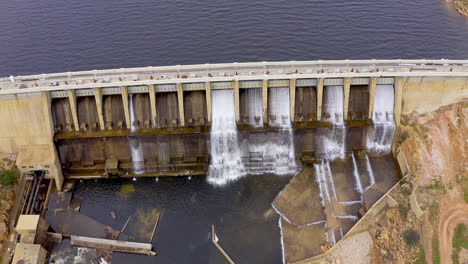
left=1, top=0, right=468, bottom=76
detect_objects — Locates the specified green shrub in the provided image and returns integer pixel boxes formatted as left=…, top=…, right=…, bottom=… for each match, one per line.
left=457, top=175, right=468, bottom=203
left=433, top=238, right=440, bottom=264
left=402, top=229, right=420, bottom=246
left=399, top=204, right=409, bottom=217
left=453, top=224, right=468, bottom=250
left=453, top=248, right=460, bottom=264
left=400, top=186, right=412, bottom=196
left=400, top=130, right=410, bottom=143
left=414, top=247, right=427, bottom=264
left=426, top=179, right=446, bottom=193
left=0, top=170, right=18, bottom=186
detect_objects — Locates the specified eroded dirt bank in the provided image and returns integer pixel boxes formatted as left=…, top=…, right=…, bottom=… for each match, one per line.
left=380, top=100, right=467, bottom=264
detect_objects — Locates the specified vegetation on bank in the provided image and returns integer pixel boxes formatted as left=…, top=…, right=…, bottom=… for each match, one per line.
left=455, top=175, right=468, bottom=203
left=414, top=248, right=427, bottom=264
left=433, top=238, right=441, bottom=264
left=452, top=0, right=468, bottom=18
left=452, top=223, right=468, bottom=264
left=0, top=170, right=18, bottom=186
left=402, top=229, right=420, bottom=247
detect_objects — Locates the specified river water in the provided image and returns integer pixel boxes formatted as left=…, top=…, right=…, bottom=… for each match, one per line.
left=1, top=0, right=468, bottom=76
left=71, top=175, right=292, bottom=264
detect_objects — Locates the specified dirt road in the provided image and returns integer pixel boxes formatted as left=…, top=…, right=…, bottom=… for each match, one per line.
left=438, top=203, right=468, bottom=264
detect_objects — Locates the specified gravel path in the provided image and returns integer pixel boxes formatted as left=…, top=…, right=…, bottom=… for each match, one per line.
left=327, top=231, right=372, bottom=264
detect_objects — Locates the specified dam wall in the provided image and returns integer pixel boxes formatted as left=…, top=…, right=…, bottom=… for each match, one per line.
left=0, top=92, right=63, bottom=188
left=400, top=76, right=468, bottom=115
left=0, top=60, right=467, bottom=182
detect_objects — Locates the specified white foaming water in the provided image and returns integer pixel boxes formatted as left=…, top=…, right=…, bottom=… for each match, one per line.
left=368, top=84, right=395, bottom=153
left=321, top=86, right=346, bottom=160
left=245, top=88, right=263, bottom=127
left=314, top=160, right=332, bottom=205
left=129, top=94, right=144, bottom=174
left=207, top=89, right=245, bottom=185
left=325, top=160, right=337, bottom=199
left=247, top=88, right=296, bottom=175
left=351, top=153, right=363, bottom=194
left=268, top=88, right=291, bottom=128
left=365, top=154, right=376, bottom=187
left=279, top=217, right=286, bottom=264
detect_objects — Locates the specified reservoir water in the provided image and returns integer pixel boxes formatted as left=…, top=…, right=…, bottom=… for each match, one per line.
left=1, top=0, right=468, bottom=76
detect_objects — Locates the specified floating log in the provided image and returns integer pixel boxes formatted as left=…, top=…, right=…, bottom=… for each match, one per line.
left=149, top=210, right=161, bottom=243
left=211, top=225, right=235, bottom=264
left=70, top=235, right=156, bottom=256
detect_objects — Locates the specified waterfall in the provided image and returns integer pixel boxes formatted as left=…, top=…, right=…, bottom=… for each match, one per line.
left=207, top=89, right=245, bottom=186
left=351, top=153, right=363, bottom=194
left=365, top=154, right=376, bottom=187
left=368, top=84, right=395, bottom=153
left=268, top=88, right=291, bottom=128
left=325, top=161, right=337, bottom=199
left=129, top=94, right=144, bottom=174
left=245, top=88, right=263, bottom=127
left=314, top=161, right=332, bottom=205
left=321, top=86, right=346, bottom=160
left=247, top=88, right=296, bottom=175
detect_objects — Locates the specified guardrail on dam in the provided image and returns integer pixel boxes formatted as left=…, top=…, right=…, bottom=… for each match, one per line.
left=1, top=60, right=467, bottom=190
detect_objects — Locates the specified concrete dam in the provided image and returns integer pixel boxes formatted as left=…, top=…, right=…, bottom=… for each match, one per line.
left=0, top=60, right=467, bottom=189
left=1, top=59, right=468, bottom=263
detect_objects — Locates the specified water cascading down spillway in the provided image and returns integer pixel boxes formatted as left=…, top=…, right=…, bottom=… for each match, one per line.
left=248, top=87, right=296, bottom=175
left=368, top=84, right=395, bottom=153
left=207, top=89, right=245, bottom=185
left=313, top=85, right=363, bottom=246
left=321, top=85, right=346, bottom=160
left=245, top=88, right=263, bottom=127
left=129, top=94, right=144, bottom=174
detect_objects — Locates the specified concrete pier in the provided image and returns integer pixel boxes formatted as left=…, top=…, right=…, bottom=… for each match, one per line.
left=289, top=78, right=296, bottom=121
left=367, top=77, right=377, bottom=119
left=177, top=83, right=185, bottom=126
left=262, top=79, right=268, bottom=125
left=94, top=88, right=105, bottom=130
left=234, top=80, right=241, bottom=122
left=316, top=78, right=324, bottom=121
left=121, top=86, right=131, bottom=129
left=205, top=82, right=212, bottom=123
left=67, top=90, right=79, bottom=132
left=343, top=77, right=351, bottom=120
left=149, top=84, right=157, bottom=128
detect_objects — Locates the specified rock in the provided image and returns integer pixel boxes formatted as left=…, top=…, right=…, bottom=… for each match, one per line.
left=1, top=200, right=12, bottom=212
left=0, top=212, right=8, bottom=223
left=0, top=221, right=9, bottom=241
left=380, top=249, right=388, bottom=256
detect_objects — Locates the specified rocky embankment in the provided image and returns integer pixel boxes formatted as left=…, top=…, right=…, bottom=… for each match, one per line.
left=451, top=0, right=468, bottom=17
left=0, top=154, right=17, bottom=258
left=367, top=101, right=467, bottom=264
